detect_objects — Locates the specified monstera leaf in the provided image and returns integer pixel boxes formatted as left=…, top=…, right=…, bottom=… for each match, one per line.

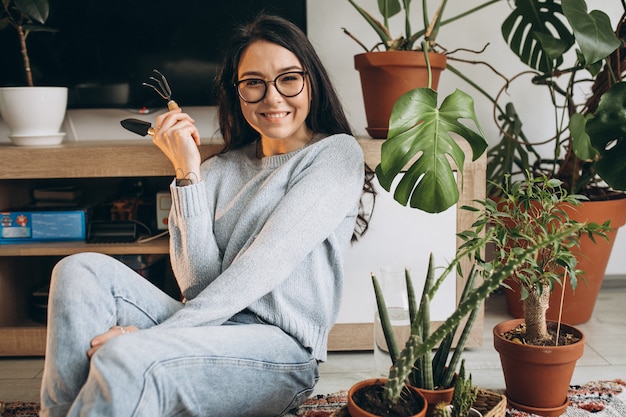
left=562, top=0, right=621, bottom=68
left=585, top=82, right=626, bottom=191
left=376, top=87, right=487, bottom=213
left=501, top=0, right=574, bottom=73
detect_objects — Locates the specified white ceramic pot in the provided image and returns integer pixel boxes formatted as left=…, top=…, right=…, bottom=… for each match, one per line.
left=0, top=86, right=68, bottom=146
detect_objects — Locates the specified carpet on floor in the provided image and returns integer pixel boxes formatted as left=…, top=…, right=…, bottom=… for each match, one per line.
left=1, top=379, right=624, bottom=417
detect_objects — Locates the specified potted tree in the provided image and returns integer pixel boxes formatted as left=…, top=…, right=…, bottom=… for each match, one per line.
left=468, top=172, right=609, bottom=416
left=0, top=0, right=67, bottom=146
left=347, top=199, right=580, bottom=417
left=344, top=0, right=499, bottom=139
left=484, top=0, right=626, bottom=324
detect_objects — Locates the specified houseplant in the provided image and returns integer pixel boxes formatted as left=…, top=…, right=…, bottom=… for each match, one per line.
left=372, top=256, right=481, bottom=415
left=347, top=197, right=581, bottom=416
left=484, top=0, right=626, bottom=324
left=0, top=0, right=67, bottom=146
left=430, top=360, right=481, bottom=417
left=468, top=172, right=609, bottom=416
left=344, top=0, right=498, bottom=137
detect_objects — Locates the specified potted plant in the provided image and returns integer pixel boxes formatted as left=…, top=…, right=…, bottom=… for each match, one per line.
left=344, top=0, right=498, bottom=139
left=483, top=0, right=626, bottom=324
left=430, top=360, right=482, bottom=417
left=372, top=257, right=481, bottom=415
left=347, top=200, right=580, bottom=417
left=467, top=172, right=609, bottom=416
left=0, top=0, right=67, bottom=146
left=344, top=1, right=498, bottom=214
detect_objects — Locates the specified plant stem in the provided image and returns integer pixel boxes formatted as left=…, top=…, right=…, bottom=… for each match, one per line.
left=17, top=24, right=34, bottom=87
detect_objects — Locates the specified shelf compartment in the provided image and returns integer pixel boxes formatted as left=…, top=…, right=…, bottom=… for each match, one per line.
left=0, top=236, right=169, bottom=257
left=0, top=323, right=46, bottom=356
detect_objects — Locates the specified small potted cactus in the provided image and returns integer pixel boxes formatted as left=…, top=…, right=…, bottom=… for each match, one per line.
left=430, top=360, right=481, bottom=417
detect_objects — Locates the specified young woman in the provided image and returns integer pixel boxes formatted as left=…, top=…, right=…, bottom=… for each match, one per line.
left=40, top=13, right=374, bottom=417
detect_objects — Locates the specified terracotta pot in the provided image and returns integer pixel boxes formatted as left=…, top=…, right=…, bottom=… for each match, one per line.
left=416, top=386, right=454, bottom=417
left=354, top=51, right=447, bottom=139
left=493, top=319, right=584, bottom=416
left=504, top=197, right=626, bottom=324
left=348, top=378, right=428, bottom=417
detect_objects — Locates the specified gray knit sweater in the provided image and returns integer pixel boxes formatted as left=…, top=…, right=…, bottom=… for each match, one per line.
left=156, top=133, right=364, bottom=361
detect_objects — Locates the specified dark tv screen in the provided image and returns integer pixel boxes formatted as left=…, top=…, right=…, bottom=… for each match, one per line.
left=0, top=0, right=307, bottom=110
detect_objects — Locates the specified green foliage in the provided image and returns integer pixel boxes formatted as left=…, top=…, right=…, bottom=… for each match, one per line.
left=488, top=0, right=626, bottom=195
left=373, top=254, right=480, bottom=393
left=376, top=87, right=488, bottom=213
left=381, top=222, right=578, bottom=403
left=344, top=0, right=499, bottom=52
left=467, top=172, right=610, bottom=342
left=450, top=360, right=477, bottom=417
left=0, top=0, right=55, bottom=86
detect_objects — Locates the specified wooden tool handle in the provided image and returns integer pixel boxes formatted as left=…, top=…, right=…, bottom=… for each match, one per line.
left=167, top=100, right=179, bottom=110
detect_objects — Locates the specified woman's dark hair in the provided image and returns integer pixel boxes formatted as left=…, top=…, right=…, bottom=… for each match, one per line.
left=214, top=13, right=375, bottom=240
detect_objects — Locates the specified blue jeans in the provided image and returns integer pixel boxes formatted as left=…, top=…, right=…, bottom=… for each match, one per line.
left=40, top=252, right=319, bottom=417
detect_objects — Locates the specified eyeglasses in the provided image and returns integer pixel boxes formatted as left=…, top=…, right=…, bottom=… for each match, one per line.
left=235, top=71, right=308, bottom=103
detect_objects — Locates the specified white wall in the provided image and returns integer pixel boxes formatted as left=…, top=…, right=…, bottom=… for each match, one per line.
left=306, top=0, right=626, bottom=277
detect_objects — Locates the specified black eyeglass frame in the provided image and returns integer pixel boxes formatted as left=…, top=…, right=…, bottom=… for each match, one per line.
left=234, top=71, right=308, bottom=104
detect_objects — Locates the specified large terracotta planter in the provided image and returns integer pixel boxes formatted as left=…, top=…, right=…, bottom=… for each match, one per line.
left=493, top=319, right=584, bottom=417
left=354, top=51, right=447, bottom=139
left=504, top=197, right=626, bottom=324
left=348, top=378, right=427, bottom=417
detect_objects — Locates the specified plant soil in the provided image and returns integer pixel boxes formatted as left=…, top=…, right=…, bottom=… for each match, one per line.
left=499, top=322, right=581, bottom=346
left=353, top=382, right=425, bottom=417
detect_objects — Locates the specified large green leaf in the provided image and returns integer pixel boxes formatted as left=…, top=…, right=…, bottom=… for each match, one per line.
left=561, top=0, right=620, bottom=66
left=586, top=82, right=626, bottom=191
left=501, top=0, right=573, bottom=73
left=13, top=0, right=49, bottom=24
left=570, top=112, right=597, bottom=162
left=376, top=88, right=487, bottom=213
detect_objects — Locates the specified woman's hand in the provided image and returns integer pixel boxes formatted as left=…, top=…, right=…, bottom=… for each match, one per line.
left=87, top=325, right=138, bottom=358
left=153, top=108, right=202, bottom=183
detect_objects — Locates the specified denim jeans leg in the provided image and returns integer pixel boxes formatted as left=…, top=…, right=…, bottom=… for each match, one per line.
left=67, top=323, right=318, bottom=417
left=40, top=252, right=184, bottom=417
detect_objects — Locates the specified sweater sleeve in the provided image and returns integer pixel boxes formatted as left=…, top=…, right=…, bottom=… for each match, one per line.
left=156, top=135, right=364, bottom=329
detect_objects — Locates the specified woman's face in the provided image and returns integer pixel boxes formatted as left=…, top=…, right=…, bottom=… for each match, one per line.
left=236, top=40, right=312, bottom=151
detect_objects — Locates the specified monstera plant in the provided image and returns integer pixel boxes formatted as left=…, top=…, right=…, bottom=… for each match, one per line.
left=375, top=87, right=488, bottom=213
left=486, top=0, right=626, bottom=198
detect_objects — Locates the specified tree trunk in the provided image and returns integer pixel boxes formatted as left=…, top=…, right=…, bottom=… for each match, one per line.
left=522, top=283, right=551, bottom=345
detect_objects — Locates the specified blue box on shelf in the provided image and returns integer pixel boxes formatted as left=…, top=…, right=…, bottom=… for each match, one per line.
left=0, top=209, right=87, bottom=243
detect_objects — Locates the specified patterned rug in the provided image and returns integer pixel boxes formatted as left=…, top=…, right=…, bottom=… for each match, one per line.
left=2, top=380, right=624, bottom=417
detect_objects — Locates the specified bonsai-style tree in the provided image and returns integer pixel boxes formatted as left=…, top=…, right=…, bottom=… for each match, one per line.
left=0, top=0, right=54, bottom=86
left=468, top=172, right=610, bottom=345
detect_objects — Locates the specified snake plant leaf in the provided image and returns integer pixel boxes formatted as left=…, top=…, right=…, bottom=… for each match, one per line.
left=347, top=0, right=394, bottom=49
left=501, top=0, right=573, bottom=73
left=376, top=87, right=487, bottom=213
left=13, top=0, right=49, bottom=24
left=585, top=82, right=626, bottom=191
left=561, top=0, right=621, bottom=67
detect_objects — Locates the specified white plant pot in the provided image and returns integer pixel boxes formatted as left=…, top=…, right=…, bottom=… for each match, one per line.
left=0, top=86, right=68, bottom=146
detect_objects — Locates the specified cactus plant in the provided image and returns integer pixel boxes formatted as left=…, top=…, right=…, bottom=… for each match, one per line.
left=449, top=360, right=477, bottom=417
left=373, top=253, right=480, bottom=391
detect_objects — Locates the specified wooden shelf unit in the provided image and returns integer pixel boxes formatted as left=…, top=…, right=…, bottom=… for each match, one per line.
left=0, top=137, right=485, bottom=356
left=0, top=141, right=224, bottom=356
